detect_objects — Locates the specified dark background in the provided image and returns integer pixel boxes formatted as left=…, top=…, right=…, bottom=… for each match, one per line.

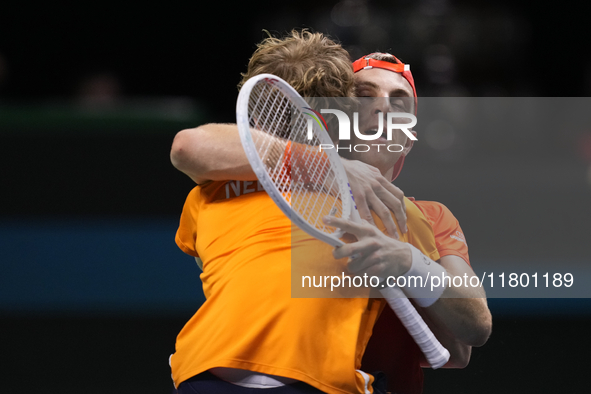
left=1, top=0, right=590, bottom=392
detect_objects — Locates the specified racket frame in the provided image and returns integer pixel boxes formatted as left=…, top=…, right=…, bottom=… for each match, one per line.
left=237, top=74, right=352, bottom=247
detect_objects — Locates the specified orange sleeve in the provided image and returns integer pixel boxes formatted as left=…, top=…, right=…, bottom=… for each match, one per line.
left=412, top=200, right=470, bottom=266
left=175, top=186, right=201, bottom=258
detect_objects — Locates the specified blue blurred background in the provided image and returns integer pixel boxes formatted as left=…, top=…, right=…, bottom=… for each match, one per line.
left=1, top=0, right=590, bottom=392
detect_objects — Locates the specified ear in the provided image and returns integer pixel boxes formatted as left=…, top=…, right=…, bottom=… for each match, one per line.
left=401, top=130, right=417, bottom=156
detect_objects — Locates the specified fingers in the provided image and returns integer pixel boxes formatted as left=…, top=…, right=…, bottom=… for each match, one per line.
left=347, top=248, right=382, bottom=274
left=337, top=241, right=389, bottom=278
left=331, top=237, right=380, bottom=268
left=339, top=158, right=408, bottom=234
left=332, top=238, right=375, bottom=260
left=382, top=182, right=407, bottom=233
left=373, top=188, right=407, bottom=235
left=364, top=180, right=406, bottom=237
left=322, top=216, right=376, bottom=239
left=366, top=193, right=399, bottom=239
left=353, top=194, right=377, bottom=229
left=325, top=214, right=410, bottom=279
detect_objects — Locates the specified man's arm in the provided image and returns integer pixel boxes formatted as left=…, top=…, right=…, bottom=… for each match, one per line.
left=170, top=123, right=408, bottom=237
left=170, top=124, right=258, bottom=184
left=324, top=216, right=492, bottom=363
left=415, top=297, right=473, bottom=369
left=422, top=255, right=492, bottom=348
left=413, top=255, right=491, bottom=369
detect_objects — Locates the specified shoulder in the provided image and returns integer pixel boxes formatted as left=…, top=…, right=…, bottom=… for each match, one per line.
left=412, top=200, right=470, bottom=265
left=187, top=184, right=203, bottom=199
left=403, top=198, right=441, bottom=262
left=412, top=200, right=458, bottom=227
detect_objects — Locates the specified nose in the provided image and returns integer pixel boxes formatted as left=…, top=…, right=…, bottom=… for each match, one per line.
left=372, top=96, right=392, bottom=117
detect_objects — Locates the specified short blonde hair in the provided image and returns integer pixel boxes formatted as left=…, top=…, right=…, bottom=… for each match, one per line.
left=239, top=30, right=355, bottom=98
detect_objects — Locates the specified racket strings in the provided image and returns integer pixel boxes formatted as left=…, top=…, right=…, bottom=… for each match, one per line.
left=248, top=80, right=346, bottom=235
left=286, top=114, right=344, bottom=235
left=249, top=83, right=292, bottom=194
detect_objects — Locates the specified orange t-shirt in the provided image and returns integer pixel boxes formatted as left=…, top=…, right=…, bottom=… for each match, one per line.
left=361, top=200, right=470, bottom=394
left=172, top=181, right=439, bottom=393
left=413, top=199, right=469, bottom=265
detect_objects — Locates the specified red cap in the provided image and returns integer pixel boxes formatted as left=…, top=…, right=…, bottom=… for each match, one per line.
left=352, top=54, right=417, bottom=181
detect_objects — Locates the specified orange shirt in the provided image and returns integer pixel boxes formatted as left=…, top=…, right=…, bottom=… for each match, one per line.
left=361, top=200, right=470, bottom=394
left=413, top=199, right=470, bottom=265
left=172, top=181, right=440, bottom=393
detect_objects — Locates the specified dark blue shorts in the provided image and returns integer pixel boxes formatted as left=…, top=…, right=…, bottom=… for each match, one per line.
left=175, top=371, right=326, bottom=394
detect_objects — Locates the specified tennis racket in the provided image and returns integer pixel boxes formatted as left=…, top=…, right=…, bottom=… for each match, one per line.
left=236, top=73, right=450, bottom=369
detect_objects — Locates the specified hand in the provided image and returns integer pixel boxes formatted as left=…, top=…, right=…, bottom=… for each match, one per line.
left=323, top=215, right=412, bottom=279
left=340, top=158, right=407, bottom=239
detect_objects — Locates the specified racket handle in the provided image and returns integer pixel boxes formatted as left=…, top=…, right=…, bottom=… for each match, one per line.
left=380, top=285, right=450, bottom=369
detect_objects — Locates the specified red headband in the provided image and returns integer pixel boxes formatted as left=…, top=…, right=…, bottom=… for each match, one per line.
left=352, top=54, right=417, bottom=181
left=352, top=54, right=418, bottom=113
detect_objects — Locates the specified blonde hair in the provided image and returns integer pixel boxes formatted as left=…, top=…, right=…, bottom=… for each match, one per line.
left=239, top=30, right=355, bottom=98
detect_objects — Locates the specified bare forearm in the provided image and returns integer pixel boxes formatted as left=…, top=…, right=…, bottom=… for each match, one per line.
left=421, top=255, right=492, bottom=348
left=416, top=303, right=473, bottom=368
left=170, top=124, right=256, bottom=184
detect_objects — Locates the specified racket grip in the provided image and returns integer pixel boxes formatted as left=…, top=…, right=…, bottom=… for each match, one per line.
left=380, top=285, right=450, bottom=369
